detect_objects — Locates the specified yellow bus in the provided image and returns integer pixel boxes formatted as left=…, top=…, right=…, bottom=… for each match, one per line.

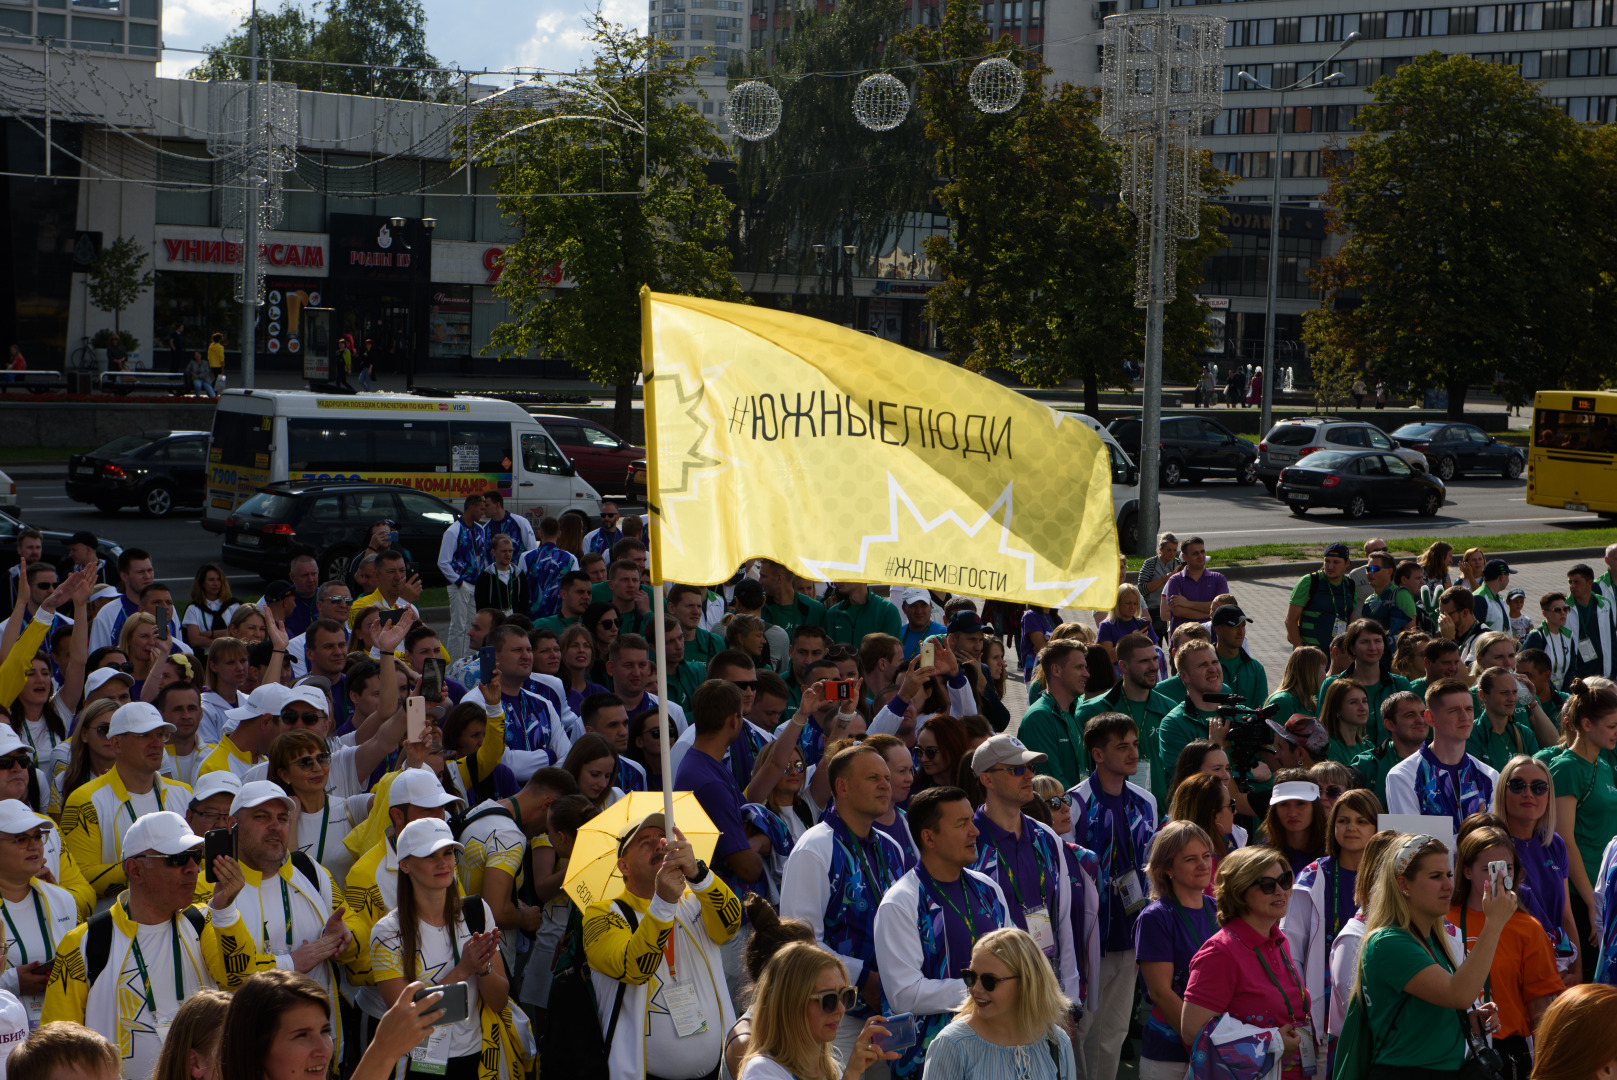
left=1528, top=390, right=1617, bottom=516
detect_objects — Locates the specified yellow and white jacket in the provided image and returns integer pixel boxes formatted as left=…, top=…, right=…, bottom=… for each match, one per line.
left=60, top=769, right=193, bottom=902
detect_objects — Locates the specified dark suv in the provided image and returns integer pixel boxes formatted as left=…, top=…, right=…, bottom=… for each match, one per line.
left=219, top=480, right=457, bottom=583
left=1107, top=415, right=1259, bottom=486
left=66, top=431, right=210, bottom=517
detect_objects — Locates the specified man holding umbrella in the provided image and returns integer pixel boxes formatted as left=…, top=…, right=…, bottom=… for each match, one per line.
left=580, top=806, right=741, bottom=1080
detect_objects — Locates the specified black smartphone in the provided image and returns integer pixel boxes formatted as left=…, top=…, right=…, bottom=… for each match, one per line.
left=378, top=608, right=405, bottom=628
left=478, top=646, right=496, bottom=686
left=413, top=982, right=470, bottom=1026
left=421, top=656, right=445, bottom=703
left=155, top=604, right=169, bottom=641
left=203, top=826, right=235, bottom=883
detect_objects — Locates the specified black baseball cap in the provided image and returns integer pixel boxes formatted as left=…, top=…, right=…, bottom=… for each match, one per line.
left=1485, top=558, right=1517, bottom=580
left=68, top=531, right=98, bottom=548
left=947, top=611, right=985, bottom=634
left=263, top=580, right=294, bottom=602
left=1324, top=542, right=1351, bottom=560
left=1211, top=604, right=1254, bottom=628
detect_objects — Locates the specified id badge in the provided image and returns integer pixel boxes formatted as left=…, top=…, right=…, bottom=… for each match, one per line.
left=1580, top=637, right=1599, bottom=662
left=1298, top=1028, right=1318, bottom=1076
left=1332, top=618, right=1348, bottom=638
left=1024, top=906, right=1057, bottom=956
left=1115, top=872, right=1147, bottom=913
left=1134, top=760, right=1152, bottom=799
left=410, top=1026, right=452, bottom=1074
left=23, top=994, right=40, bottom=1029
left=664, top=981, right=709, bottom=1037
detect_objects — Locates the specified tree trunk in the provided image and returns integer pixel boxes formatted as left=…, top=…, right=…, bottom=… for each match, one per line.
left=1083, top=372, right=1100, bottom=418
left=1446, top=377, right=1468, bottom=420
left=613, top=378, right=635, bottom=440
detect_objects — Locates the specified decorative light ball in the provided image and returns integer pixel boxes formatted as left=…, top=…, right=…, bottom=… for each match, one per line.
left=852, top=73, right=910, bottom=132
left=969, top=57, right=1025, bottom=114
left=727, top=81, right=782, bottom=141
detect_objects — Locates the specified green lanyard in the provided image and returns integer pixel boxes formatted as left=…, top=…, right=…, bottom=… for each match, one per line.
left=123, top=789, right=157, bottom=831
left=1167, top=896, right=1212, bottom=944
left=1, top=891, right=52, bottom=965
left=1253, top=941, right=1308, bottom=1024
left=986, top=834, right=1047, bottom=912
left=259, top=875, right=293, bottom=951
left=314, top=798, right=331, bottom=862
left=921, top=867, right=985, bottom=947
left=124, top=904, right=185, bottom=1013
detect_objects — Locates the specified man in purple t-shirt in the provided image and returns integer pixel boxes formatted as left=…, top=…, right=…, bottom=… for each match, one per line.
left=1162, top=535, right=1229, bottom=632
left=672, top=677, right=767, bottom=990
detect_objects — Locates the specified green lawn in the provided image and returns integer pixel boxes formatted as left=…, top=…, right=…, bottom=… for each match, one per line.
left=1124, top=527, right=1617, bottom=571
left=0, top=446, right=90, bottom=462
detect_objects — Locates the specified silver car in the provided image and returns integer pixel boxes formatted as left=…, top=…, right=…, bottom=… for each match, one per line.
left=1257, top=417, right=1428, bottom=494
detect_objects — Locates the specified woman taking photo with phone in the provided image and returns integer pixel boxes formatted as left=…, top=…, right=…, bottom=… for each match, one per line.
left=919, top=928, right=1076, bottom=1080
left=1346, top=833, right=1515, bottom=1078
left=1181, top=846, right=1315, bottom=1080
left=736, top=940, right=896, bottom=1080
left=1446, top=825, right=1564, bottom=1080
left=370, top=818, right=509, bottom=1080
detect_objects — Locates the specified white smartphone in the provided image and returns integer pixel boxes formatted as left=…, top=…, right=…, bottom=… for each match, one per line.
left=406, top=695, right=428, bottom=743
left=919, top=640, right=935, bottom=668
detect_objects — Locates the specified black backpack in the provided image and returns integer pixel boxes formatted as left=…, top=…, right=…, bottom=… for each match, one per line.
left=539, top=901, right=636, bottom=1080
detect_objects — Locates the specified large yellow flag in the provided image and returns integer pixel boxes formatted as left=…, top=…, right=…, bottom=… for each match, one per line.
left=640, top=289, right=1121, bottom=609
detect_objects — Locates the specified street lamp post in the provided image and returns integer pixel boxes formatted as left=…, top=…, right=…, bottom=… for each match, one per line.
left=1238, top=31, right=1358, bottom=435
left=842, top=243, right=856, bottom=329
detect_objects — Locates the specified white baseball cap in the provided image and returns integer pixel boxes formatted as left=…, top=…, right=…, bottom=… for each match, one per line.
left=231, top=779, right=297, bottom=815
left=282, top=685, right=328, bottom=716
left=84, top=667, right=135, bottom=697
left=1270, top=781, right=1322, bottom=805
left=0, top=800, right=48, bottom=836
left=892, top=587, right=932, bottom=609
left=0, top=727, right=30, bottom=762
left=190, top=771, right=242, bottom=805
left=109, top=702, right=175, bottom=738
left=89, top=584, right=120, bottom=603
left=395, top=817, right=463, bottom=860
left=224, top=683, right=292, bottom=733
left=387, top=766, right=465, bottom=810
left=123, top=811, right=204, bottom=858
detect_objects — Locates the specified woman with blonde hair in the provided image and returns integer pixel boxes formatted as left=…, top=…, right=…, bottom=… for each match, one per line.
left=1135, top=822, right=1218, bottom=1080
left=228, top=604, right=268, bottom=642
left=1097, top=584, right=1158, bottom=664
left=921, top=928, right=1076, bottom=1080
left=1344, top=833, right=1515, bottom=1074
left=50, top=696, right=117, bottom=816
left=151, top=988, right=231, bottom=1080
left=1266, top=646, right=1328, bottom=722
left=1460, top=547, right=1487, bottom=593
left=1529, top=983, right=1617, bottom=1080
left=738, top=940, right=894, bottom=1080
left=1493, top=755, right=1578, bottom=967
left=1180, top=846, right=1314, bottom=1078
left=1391, top=631, right=1431, bottom=681
left=118, top=612, right=164, bottom=697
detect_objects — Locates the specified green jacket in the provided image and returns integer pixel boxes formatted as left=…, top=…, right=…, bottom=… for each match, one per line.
left=825, top=595, right=903, bottom=648
left=682, top=627, right=727, bottom=670
left=1156, top=699, right=1220, bottom=796
left=1317, top=670, right=1414, bottom=743
left=1077, top=684, right=1176, bottom=807
left=1350, top=740, right=1410, bottom=809
left=1018, top=691, right=1086, bottom=789
left=762, top=592, right=827, bottom=634
left=1155, top=676, right=1233, bottom=709
left=1466, top=715, right=1541, bottom=773
left=665, top=659, right=708, bottom=710
left=1218, top=650, right=1269, bottom=707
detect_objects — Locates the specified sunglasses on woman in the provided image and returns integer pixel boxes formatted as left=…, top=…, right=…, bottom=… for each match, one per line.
left=1506, top=778, right=1550, bottom=796
left=597, top=619, right=619, bottom=630
left=809, top=987, right=858, bottom=1012
left=918, top=746, right=942, bottom=760
left=783, top=761, right=807, bottom=774
left=292, top=752, right=332, bottom=770
left=960, top=970, right=1019, bottom=992
left=1322, top=785, right=1345, bottom=799
left=1254, top=871, right=1295, bottom=894
left=1044, top=793, right=1073, bottom=810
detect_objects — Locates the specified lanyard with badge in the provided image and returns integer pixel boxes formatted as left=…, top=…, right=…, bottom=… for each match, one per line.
left=1575, top=601, right=1601, bottom=663
left=1106, top=803, right=1148, bottom=916
left=4, top=891, right=54, bottom=1025
left=1320, top=577, right=1353, bottom=638
left=259, top=876, right=294, bottom=952
left=1254, top=941, right=1315, bottom=1074
left=411, top=923, right=465, bottom=1073
left=988, top=834, right=1058, bottom=957
left=920, top=866, right=989, bottom=969
left=126, top=904, right=185, bottom=1045
left=660, top=919, right=711, bottom=1039
left=311, top=799, right=332, bottom=862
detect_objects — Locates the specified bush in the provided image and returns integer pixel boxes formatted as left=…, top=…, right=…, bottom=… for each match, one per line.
left=90, top=329, right=140, bottom=352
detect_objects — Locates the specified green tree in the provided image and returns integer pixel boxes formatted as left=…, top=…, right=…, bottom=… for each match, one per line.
left=1304, top=53, right=1595, bottom=418
left=188, top=0, right=451, bottom=100
left=730, top=0, right=932, bottom=290
left=86, top=235, right=156, bottom=336
left=484, top=17, right=742, bottom=433
left=898, top=1, right=1225, bottom=415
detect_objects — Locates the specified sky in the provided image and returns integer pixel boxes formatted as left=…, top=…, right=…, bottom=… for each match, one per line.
left=155, top=0, right=650, bottom=81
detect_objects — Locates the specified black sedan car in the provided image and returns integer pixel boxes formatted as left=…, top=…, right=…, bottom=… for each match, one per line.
left=66, top=431, right=210, bottom=518
left=1389, top=422, right=1525, bottom=481
left=1107, top=415, right=1259, bottom=486
left=0, top=508, right=123, bottom=593
left=1276, top=450, right=1447, bottom=519
left=219, top=480, right=456, bottom=583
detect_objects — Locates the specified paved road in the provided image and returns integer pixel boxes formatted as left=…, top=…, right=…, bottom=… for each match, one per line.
left=1155, top=472, right=1602, bottom=545
left=14, top=478, right=250, bottom=589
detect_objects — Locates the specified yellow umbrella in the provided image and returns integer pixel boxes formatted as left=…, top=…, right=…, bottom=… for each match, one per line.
left=561, top=791, right=720, bottom=910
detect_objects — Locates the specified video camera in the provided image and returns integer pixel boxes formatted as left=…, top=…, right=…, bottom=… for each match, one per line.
left=1202, top=692, right=1280, bottom=781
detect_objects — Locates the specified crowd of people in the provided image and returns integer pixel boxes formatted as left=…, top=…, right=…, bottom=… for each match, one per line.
left=0, top=497, right=1614, bottom=1080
